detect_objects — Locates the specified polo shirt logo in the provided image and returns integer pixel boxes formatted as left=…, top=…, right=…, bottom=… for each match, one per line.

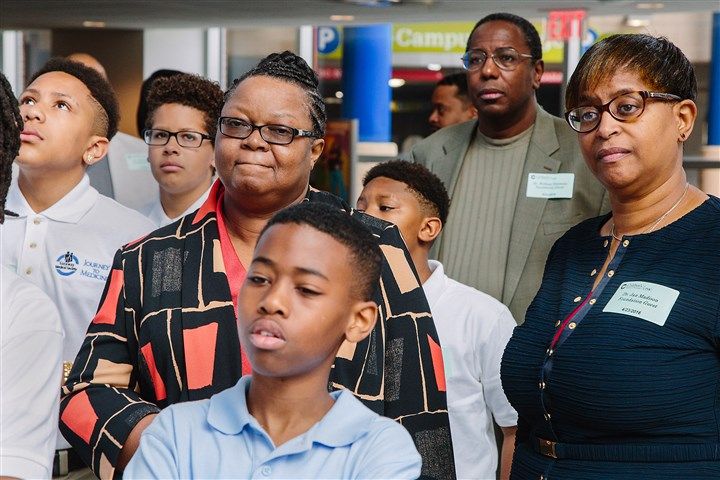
left=55, top=251, right=79, bottom=276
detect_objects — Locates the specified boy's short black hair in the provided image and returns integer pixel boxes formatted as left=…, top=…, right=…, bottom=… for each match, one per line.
left=261, top=202, right=382, bottom=300
left=436, top=72, right=471, bottom=103
left=30, top=57, right=120, bottom=139
left=363, top=160, right=450, bottom=225
left=145, top=73, right=224, bottom=142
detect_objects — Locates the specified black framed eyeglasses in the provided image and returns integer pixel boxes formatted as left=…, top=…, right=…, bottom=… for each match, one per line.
left=218, top=117, right=319, bottom=145
left=565, top=90, right=681, bottom=133
left=461, top=47, right=534, bottom=71
left=143, top=129, right=212, bottom=148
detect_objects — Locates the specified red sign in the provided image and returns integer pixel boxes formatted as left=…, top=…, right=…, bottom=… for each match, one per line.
left=547, top=10, right=586, bottom=41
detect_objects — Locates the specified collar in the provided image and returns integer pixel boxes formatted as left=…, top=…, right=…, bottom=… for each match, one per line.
left=422, top=260, right=448, bottom=309
left=207, top=377, right=376, bottom=448
left=6, top=174, right=98, bottom=223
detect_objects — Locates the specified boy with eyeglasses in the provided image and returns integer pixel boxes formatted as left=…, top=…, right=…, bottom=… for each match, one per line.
left=357, top=160, right=518, bottom=480
left=140, top=73, right=223, bottom=227
left=0, top=57, right=154, bottom=475
left=124, top=202, right=422, bottom=479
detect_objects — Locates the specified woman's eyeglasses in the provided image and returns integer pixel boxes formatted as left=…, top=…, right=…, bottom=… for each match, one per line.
left=565, top=91, right=681, bottom=133
left=218, top=117, right=319, bottom=145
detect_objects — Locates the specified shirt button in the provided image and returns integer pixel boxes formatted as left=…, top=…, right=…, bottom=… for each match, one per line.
left=603, top=239, right=609, bottom=248
left=544, top=413, right=551, bottom=421
left=555, top=320, right=561, bottom=328
left=573, top=296, right=582, bottom=303
left=546, top=348, right=554, bottom=356
left=29, top=242, right=37, bottom=249
left=591, top=268, right=597, bottom=276
left=539, top=381, right=546, bottom=389
left=623, top=239, right=630, bottom=247
left=568, top=322, right=577, bottom=330
left=25, top=267, right=32, bottom=275
left=608, top=270, right=615, bottom=277
left=589, top=298, right=597, bottom=305
left=260, top=466, right=271, bottom=476
left=33, top=217, right=42, bottom=225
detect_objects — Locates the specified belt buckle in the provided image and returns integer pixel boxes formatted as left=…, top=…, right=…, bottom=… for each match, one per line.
left=538, top=438, right=557, bottom=459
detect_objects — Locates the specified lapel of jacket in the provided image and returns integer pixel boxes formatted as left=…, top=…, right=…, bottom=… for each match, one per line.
left=503, top=107, right=561, bottom=305
left=441, top=121, right=477, bottom=196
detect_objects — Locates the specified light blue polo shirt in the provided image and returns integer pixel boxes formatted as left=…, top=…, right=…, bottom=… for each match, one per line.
left=124, top=376, right=422, bottom=479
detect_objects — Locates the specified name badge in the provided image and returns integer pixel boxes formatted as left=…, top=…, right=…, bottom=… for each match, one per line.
left=126, top=153, right=150, bottom=171
left=603, top=281, right=679, bottom=326
left=526, top=173, right=574, bottom=198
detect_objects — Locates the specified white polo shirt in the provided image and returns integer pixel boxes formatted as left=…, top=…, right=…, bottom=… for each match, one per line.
left=140, top=184, right=212, bottom=227
left=423, top=260, right=518, bottom=480
left=1, top=265, right=63, bottom=479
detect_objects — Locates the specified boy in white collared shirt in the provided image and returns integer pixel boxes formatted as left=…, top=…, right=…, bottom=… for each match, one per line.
left=357, top=160, right=519, bottom=480
left=1, top=58, right=154, bottom=468
left=125, top=202, right=421, bottom=479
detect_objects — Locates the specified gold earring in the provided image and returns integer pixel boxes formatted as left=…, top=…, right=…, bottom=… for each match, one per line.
left=87, top=155, right=94, bottom=163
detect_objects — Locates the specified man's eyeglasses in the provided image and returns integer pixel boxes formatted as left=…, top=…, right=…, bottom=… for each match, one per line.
left=461, top=47, right=534, bottom=72
left=565, top=90, right=681, bottom=133
left=218, top=117, right=319, bottom=145
left=143, top=129, right=211, bottom=148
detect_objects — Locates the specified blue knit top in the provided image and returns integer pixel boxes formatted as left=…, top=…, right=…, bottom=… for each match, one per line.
left=501, top=196, right=720, bottom=479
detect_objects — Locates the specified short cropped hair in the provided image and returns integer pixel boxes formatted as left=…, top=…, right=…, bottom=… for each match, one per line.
left=437, top=72, right=471, bottom=104
left=467, top=12, right=543, bottom=62
left=225, top=51, right=326, bottom=137
left=261, top=202, right=382, bottom=300
left=565, top=34, right=697, bottom=110
left=145, top=74, right=224, bottom=141
left=1, top=72, right=22, bottom=224
left=30, top=57, right=119, bottom=139
left=363, top=160, right=450, bottom=226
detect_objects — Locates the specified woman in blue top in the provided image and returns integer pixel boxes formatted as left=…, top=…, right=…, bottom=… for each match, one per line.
left=501, top=34, right=720, bottom=479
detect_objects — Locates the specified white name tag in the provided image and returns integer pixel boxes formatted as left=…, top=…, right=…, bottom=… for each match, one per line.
left=126, top=153, right=150, bottom=171
left=526, top=173, right=574, bottom=198
left=603, top=281, right=679, bottom=326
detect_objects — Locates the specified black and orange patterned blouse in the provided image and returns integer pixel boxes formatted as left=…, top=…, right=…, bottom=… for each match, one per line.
left=60, top=180, right=455, bottom=479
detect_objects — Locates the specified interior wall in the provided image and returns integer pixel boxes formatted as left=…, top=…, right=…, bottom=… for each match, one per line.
left=51, top=28, right=143, bottom=137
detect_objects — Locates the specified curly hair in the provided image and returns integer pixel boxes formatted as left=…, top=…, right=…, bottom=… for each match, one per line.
left=467, top=13, right=543, bottom=62
left=363, top=160, right=450, bottom=225
left=566, top=34, right=697, bottom=110
left=225, top=51, right=326, bottom=137
left=1, top=72, right=22, bottom=224
left=145, top=73, right=224, bottom=141
left=261, top=202, right=382, bottom=300
left=30, top=57, right=120, bottom=139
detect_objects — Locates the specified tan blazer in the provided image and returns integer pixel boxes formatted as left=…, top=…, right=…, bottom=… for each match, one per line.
left=407, top=106, right=608, bottom=323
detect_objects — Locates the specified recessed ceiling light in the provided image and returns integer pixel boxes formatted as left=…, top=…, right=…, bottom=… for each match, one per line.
left=635, top=2, right=664, bottom=9
left=82, top=20, right=106, bottom=28
left=330, top=15, right=355, bottom=21
left=427, top=63, right=442, bottom=71
left=388, top=78, right=406, bottom=88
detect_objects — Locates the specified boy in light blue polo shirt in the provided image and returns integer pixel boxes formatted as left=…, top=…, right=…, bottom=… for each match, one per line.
left=125, top=203, right=422, bottom=479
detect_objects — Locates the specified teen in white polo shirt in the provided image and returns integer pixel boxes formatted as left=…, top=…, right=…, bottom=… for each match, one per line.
left=139, top=74, right=222, bottom=227
left=0, top=71, right=64, bottom=480
left=1, top=58, right=154, bottom=470
left=358, top=160, right=518, bottom=480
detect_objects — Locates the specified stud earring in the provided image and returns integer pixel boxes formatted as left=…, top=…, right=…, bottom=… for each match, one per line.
left=87, top=155, right=94, bottom=163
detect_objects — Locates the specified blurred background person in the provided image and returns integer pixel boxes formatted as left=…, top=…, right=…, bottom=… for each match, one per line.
left=408, top=13, right=607, bottom=324
left=0, top=71, right=64, bottom=480
left=502, top=34, right=720, bottom=479
left=140, top=74, right=223, bottom=227
left=428, top=72, right=477, bottom=131
left=67, top=52, right=157, bottom=211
